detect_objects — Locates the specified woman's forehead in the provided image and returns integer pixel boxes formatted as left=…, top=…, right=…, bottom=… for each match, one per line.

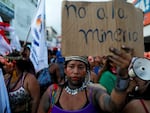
left=67, top=60, right=86, bottom=65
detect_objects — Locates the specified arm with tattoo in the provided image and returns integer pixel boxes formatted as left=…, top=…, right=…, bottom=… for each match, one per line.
left=90, top=83, right=128, bottom=113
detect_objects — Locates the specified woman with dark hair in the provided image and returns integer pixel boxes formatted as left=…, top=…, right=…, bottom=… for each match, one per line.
left=3, top=51, right=40, bottom=113
left=37, top=55, right=135, bottom=113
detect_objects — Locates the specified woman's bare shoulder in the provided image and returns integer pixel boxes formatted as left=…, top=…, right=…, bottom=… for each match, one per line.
left=122, top=99, right=148, bottom=113
left=25, top=72, right=38, bottom=82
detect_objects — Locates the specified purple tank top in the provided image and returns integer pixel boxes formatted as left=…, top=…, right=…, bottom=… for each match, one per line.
left=51, top=102, right=98, bottom=113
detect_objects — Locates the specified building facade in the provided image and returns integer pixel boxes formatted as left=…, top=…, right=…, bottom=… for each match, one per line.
left=11, top=0, right=38, bottom=43
left=0, top=0, right=14, bottom=23
left=46, top=26, right=61, bottom=50
left=0, top=0, right=38, bottom=45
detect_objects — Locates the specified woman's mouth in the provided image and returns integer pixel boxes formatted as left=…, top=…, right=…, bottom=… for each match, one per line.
left=72, top=77, right=80, bottom=81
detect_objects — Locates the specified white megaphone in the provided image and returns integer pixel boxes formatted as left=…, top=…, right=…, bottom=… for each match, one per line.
left=128, top=57, right=150, bottom=81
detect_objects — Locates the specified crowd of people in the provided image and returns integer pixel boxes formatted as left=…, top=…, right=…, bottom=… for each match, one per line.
left=0, top=44, right=150, bottom=113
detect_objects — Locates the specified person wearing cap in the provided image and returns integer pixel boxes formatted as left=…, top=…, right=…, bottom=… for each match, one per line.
left=108, top=46, right=150, bottom=113
left=37, top=54, right=136, bottom=113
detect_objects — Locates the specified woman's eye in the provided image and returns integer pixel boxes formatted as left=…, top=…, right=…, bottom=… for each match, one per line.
left=78, top=66, right=85, bottom=70
left=68, top=65, right=74, bottom=69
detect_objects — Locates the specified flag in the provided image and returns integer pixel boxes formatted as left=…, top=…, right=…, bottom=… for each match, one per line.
left=10, top=31, right=21, bottom=51
left=0, top=16, right=2, bottom=22
left=30, top=0, right=48, bottom=73
left=0, top=35, right=12, bottom=56
left=0, top=21, right=11, bottom=45
left=0, top=69, right=11, bottom=113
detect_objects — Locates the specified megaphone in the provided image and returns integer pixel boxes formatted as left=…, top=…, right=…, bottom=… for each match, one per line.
left=128, top=57, right=150, bottom=81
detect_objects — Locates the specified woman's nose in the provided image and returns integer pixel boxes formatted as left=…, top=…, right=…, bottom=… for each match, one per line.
left=73, top=67, right=79, bottom=73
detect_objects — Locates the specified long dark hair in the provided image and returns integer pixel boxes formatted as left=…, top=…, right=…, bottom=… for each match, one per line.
left=16, top=59, right=31, bottom=72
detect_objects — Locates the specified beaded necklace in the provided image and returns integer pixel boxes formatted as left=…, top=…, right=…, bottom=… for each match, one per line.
left=65, top=83, right=87, bottom=95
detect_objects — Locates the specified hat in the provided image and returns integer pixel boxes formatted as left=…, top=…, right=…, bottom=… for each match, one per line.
left=65, top=56, right=88, bottom=65
left=4, top=50, right=22, bottom=60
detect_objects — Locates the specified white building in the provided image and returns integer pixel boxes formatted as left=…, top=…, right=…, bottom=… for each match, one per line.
left=11, top=0, right=38, bottom=43
left=46, top=26, right=61, bottom=50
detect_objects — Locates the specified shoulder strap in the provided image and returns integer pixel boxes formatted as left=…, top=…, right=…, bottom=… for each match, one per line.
left=6, top=75, right=13, bottom=90
left=7, top=73, right=23, bottom=91
left=48, top=84, right=58, bottom=113
left=51, top=84, right=58, bottom=104
left=140, top=99, right=149, bottom=113
left=89, top=87, right=93, bottom=102
left=21, top=72, right=28, bottom=86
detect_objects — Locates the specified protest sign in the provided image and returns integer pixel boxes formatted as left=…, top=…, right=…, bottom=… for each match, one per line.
left=61, top=0, right=144, bottom=57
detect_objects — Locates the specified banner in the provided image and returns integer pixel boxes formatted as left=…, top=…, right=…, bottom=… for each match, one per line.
left=30, top=0, right=48, bottom=73
left=132, top=0, right=150, bottom=26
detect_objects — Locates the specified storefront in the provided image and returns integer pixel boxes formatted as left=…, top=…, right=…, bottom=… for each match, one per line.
left=131, top=0, right=150, bottom=52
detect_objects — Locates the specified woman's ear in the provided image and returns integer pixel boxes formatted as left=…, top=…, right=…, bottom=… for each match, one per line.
left=64, top=68, right=67, bottom=74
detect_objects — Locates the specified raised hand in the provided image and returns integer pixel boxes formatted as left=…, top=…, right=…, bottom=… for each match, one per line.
left=108, top=45, right=134, bottom=78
